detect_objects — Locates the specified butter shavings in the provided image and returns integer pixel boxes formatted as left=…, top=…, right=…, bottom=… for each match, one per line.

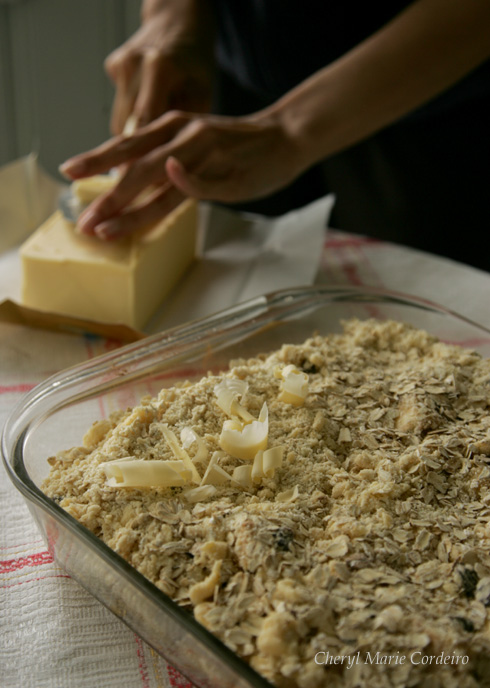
left=276, top=364, right=309, bottom=406
left=181, top=427, right=209, bottom=464
left=182, top=485, right=217, bottom=503
left=157, top=423, right=201, bottom=484
left=219, top=403, right=269, bottom=460
left=263, top=446, right=284, bottom=477
left=252, top=446, right=284, bottom=483
left=232, top=464, right=253, bottom=489
left=101, top=458, right=189, bottom=488
left=214, top=378, right=255, bottom=422
left=201, top=451, right=232, bottom=486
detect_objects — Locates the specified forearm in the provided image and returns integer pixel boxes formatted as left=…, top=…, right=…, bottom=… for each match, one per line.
left=267, top=0, right=490, bottom=171
left=140, top=0, right=215, bottom=41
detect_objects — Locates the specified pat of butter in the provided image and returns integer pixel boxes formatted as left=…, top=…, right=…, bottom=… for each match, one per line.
left=20, top=200, right=197, bottom=330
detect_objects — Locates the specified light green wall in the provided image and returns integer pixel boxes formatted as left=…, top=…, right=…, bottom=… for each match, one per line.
left=0, top=0, right=141, bottom=179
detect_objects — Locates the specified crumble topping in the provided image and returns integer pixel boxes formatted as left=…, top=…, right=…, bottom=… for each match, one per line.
left=43, top=319, right=490, bottom=687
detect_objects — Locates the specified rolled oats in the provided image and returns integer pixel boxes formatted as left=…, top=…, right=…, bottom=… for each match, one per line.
left=43, top=319, right=490, bottom=687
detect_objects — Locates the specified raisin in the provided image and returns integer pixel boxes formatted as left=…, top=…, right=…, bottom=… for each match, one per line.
left=454, top=617, right=475, bottom=633
left=460, top=568, right=479, bottom=599
left=301, top=361, right=319, bottom=374
left=272, top=527, right=294, bottom=552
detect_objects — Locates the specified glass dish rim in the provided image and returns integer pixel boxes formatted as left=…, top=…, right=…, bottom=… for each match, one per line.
left=2, top=283, right=490, bottom=686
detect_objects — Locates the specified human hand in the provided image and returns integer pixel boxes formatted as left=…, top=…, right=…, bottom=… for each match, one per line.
left=105, top=0, right=215, bottom=134
left=60, top=109, right=304, bottom=240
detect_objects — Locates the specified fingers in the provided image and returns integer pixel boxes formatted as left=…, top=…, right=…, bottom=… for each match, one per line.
left=67, top=116, right=212, bottom=237
left=105, top=48, right=141, bottom=135
left=72, top=115, right=245, bottom=236
left=84, top=184, right=185, bottom=241
left=69, top=112, right=268, bottom=239
left=60, top=111, right=190, bottom=179
left=105, top=43, right=190, bottom=134
left=76, top=145, right=190, bottom=235
left=165, top=156, right=217, bottom=199
left=60, top=136, right=137, bottom=179
left=133, top=50, right=175, bottom=127
left=77, top=164, right=152, bottom=233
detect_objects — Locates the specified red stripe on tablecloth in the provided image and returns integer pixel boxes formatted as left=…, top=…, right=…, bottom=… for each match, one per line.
left=84, top=336, right=96, bottom=360
left=134, top=635, right=151, bottom=688
left=340, top=262, right=364, bottom=286
left=0, top=383, right=36, bottom=394
left=0, top=538, right=44, bottom=551
left=443, top=337, right=490, bottom=348
left=344, top=241, right=386, bottom=318
left=0, top=550, right=53, bottom=573
left=0, top=370, right=206, bottom=397
left=325, top=231, right=385, bottom=288
left=166, top=664, right=193, bottom=688
left=324, top=230, right=387, bottom=318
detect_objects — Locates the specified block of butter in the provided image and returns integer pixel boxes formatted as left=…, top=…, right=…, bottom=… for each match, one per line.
left=20, top=199, right=197, bottom=330
left=71, top=175, right=120, bottom=205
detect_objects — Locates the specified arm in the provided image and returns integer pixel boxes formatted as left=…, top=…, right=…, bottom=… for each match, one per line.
left=61, top=0, right=490, bottom=239
left=267, top=0, right=490, bottom=171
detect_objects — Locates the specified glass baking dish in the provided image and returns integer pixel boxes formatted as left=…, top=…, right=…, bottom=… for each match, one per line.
left=3, top=285, right=490, bottom=688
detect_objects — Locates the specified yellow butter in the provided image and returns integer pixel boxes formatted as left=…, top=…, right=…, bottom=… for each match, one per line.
left=72, top=175, right=119, bottom=205
left=20, top=200, right=197, bottom=330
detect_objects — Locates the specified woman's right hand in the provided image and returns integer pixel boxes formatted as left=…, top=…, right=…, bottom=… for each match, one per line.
left=105, top=0, right=215, bottom=135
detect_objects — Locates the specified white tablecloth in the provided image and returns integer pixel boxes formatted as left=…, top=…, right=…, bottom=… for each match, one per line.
left=1, top=224, right=489, bottom=688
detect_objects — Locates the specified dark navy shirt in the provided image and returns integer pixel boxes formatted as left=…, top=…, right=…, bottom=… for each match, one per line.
left=212, top=0, right=490, bottom=120
left=210, top=1, right=490, bottom=270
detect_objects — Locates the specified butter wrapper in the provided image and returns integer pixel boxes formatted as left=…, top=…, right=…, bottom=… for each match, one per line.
left=0, top=153, right=64, bottom=253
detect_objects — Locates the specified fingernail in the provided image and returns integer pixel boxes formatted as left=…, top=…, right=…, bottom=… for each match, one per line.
left=59, top=159, right=86, bottom=178
left=123, top=114, right=138, bottom=136
left=58, top=164, right=72, bottom=180
left=77, top=209, right=99, bottom=233
left=166, top=156, right=179, bottom=175
left=94, top=221, right=119, bottom=241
